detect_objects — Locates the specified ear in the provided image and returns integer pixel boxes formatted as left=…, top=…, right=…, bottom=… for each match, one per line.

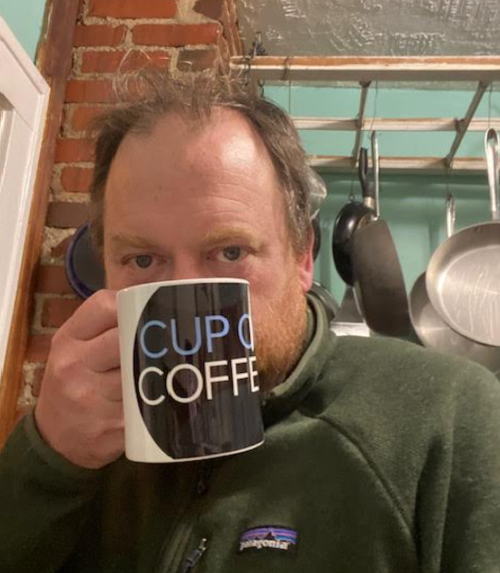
left=297, top=226, right=315, bottom=294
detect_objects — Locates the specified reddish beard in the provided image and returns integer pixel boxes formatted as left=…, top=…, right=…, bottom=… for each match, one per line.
left=252, top=275, right=308, bottom=395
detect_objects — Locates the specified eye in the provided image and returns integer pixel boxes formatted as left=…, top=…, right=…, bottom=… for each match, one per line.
left=133, top=255, right=154, bottom=269
left=215, top=246, right=247, bottom=263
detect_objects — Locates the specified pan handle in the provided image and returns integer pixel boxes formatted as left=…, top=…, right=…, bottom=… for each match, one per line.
left=485, top=128, right=499, bottom=222
left=371, top=131, right=380, bottom=217
left=445, top=193, right=456, bottom=238
left=358, top=148, right=376, bottom=211
left=307, top=167, right=327, bottom=220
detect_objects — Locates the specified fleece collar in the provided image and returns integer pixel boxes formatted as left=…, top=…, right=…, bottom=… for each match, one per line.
left=262, top=294, right=337, bottom=428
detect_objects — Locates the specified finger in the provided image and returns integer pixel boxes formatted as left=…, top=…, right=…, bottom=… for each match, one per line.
left=65, top=290, right=118, bottom=341
left=99, top=399, right=124, bottom=424
left=93, top=427, right=125, bottom=467
left=84, top=392, right=124, bottom=428
left=84, top=327, right=121, bottom=373
left=80, top=424, right=125, bottom=469
left=96, top=368, right=123, bottom=403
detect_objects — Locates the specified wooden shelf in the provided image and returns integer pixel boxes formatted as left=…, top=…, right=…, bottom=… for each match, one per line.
left=294, top=117, right=500, bottom=132
left=230, top=56, right=500, bottom=83
left=309, top=155, right=486, bottom=175
left=230, top=56, right=500, bottom=173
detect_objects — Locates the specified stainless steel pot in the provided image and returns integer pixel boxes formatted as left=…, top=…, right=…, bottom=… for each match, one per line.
left=410, top=195, right=500, bottom=375
left=426, top=128, right=500, bottom=347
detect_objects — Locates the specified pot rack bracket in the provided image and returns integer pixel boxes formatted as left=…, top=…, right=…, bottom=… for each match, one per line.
left=230, top=56, right=500, bottom=174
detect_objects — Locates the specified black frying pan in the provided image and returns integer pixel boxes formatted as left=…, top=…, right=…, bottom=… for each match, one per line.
left=351, top=140, right=411, bottom=337
left=331, top=149, right=376, bottom=285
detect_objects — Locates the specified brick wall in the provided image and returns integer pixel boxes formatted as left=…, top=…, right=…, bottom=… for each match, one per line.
left=20, top=0, right=242, bottom=410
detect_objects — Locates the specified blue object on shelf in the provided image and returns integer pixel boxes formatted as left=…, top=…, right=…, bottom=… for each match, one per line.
left=65, top=223, right=105, bottom=299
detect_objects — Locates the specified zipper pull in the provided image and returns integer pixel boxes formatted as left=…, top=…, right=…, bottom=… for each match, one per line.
left=178, top=538, right=208, bottom=573
left=197, top=472, right=208, bottom=495
left=196, top=462, right=213, bottom=495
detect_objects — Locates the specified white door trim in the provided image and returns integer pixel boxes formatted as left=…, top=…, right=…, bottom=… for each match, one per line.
left=0, top=16, right=50, bottom=382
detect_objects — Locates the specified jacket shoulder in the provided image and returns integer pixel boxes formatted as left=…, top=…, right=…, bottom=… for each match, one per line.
left=307, top=335, right=499, bottom=418
left=302, top=335, right=500, bottom=536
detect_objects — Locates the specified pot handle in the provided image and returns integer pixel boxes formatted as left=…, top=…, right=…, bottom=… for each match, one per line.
left=485, top=128, right=499, bottom=222
left=307, top=167, right=327, bottom=220
left=445, top=193, right=456, bottom=238
left=371, top=131, right=380, bottom=217
left=358, top=147, right=376, bottom=211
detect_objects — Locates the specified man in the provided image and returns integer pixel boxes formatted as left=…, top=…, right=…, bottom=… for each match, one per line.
left=1, top=70, right=500, bottom=573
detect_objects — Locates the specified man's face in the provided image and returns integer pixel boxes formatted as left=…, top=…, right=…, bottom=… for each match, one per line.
left=103, top=109, right=313, bottom=391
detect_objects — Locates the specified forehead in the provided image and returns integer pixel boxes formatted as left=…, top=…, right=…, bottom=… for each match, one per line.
left=103, top=108, right=290, bottom=245
left=107, top=108, right=280, bottom=194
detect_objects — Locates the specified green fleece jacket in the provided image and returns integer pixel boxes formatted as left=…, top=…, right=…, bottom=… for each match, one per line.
left=1, top=296, right=500, bottom=573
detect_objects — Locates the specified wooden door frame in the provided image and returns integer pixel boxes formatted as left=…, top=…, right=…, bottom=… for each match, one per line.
left=0, top=17, right=50, bottom=387
left=0, top=0, right=81, bottom=447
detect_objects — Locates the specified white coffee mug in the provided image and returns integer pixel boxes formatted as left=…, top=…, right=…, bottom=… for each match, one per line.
left=117, top=278, right=264, bottom=463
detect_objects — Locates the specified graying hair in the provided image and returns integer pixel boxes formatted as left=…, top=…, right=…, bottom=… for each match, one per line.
left=88, top=69, right=312, bottom=256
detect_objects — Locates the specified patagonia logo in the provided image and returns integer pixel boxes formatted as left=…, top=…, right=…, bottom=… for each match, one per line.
left=238, top=526, right=298, bottom=553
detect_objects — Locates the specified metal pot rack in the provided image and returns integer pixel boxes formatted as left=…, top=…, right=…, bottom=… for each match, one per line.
left=230, top=56, right=500, bottom=175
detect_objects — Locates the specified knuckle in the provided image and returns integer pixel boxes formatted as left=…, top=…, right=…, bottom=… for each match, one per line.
left=87, top=421, right=106, bottom=443
left=88, top=422, right=121, bottom=449
left=54, top=355, right=81, bottom=385
left=92, top=289, right=116, bottom=313
left=49, top=326, right=79, bottom=364
left=73, top=383, right=94, bottom=408
left=90, top=289, right=106, bottom=305
left=80, top=425, right=124, bottom=469
left=81, top=448, right=107, bottom=469
left=50, top=327, right=66, bottom=349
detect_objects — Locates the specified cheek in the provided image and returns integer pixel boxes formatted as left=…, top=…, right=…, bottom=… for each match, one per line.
left=251, top=248, right=295, bottom=288
left=248, top=264, right=295, bottom=317
left=247, top=272, right=278, bottom=308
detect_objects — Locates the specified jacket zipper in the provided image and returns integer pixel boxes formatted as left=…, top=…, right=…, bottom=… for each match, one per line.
left=177, top=538, right=208, bottom=573
left=157, top=462, right=213, bottom=573
left=196, top=461, right=213, bottom=495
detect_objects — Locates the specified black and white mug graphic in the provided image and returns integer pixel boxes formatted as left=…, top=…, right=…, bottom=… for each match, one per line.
left=117, top=279, right=264, bottom=462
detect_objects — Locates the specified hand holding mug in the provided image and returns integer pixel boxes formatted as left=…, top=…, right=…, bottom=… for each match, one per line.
left=35, top=290, right=124, bottom=469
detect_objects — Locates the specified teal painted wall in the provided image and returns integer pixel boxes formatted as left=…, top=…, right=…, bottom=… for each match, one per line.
left=314, top=173, right=491, bottom=303
left=265, top=85, right=498, bottom=304
left=0, top=0, right=47, bottom=61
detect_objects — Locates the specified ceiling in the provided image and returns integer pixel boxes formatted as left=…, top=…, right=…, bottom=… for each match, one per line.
left=236, top=0, right=500, bottom=57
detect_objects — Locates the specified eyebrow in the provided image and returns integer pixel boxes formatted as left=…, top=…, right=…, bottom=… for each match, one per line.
left=108, top=227, right=260, bottom=251
left=202, top=227, right=259, bottom=246
left=108, top=234, right=159, bottom=251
